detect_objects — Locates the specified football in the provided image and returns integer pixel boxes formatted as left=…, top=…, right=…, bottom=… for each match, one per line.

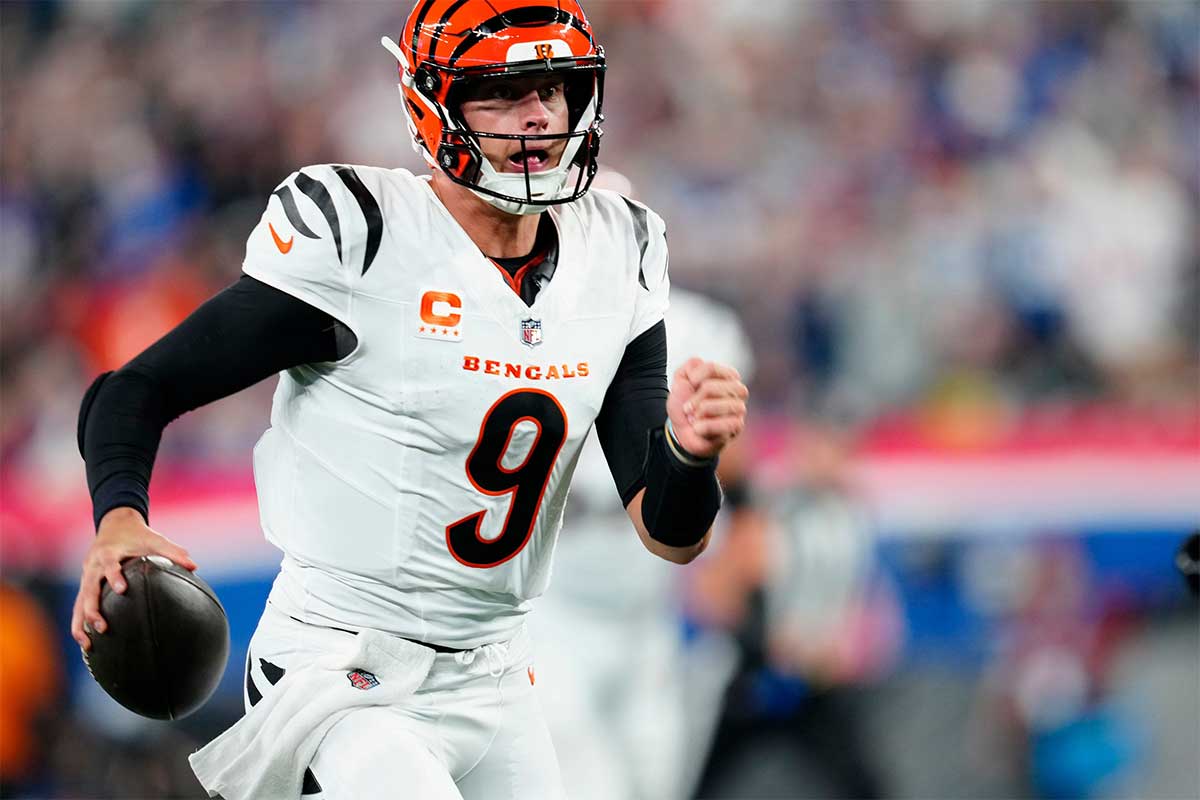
left=84, top=555, right=230, bottom=720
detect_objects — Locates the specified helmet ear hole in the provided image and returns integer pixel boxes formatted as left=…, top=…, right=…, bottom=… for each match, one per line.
left=414, top=65, right=442, bottom=99
left=437, top=140, right=480, bottom=181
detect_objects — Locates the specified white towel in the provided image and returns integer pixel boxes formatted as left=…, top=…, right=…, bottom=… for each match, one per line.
left=189, top=629, right=436, bottom=800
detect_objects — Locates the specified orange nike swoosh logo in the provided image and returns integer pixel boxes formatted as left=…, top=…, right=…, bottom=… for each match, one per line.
left=268, top=222, right=294, bottom=254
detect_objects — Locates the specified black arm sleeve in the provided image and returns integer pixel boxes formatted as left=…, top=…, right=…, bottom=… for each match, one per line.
left=594, top=321, right=669, bottom=506
left=595, top=319, right=722, bottom=549
left=78, top=274, right=352, bottom=529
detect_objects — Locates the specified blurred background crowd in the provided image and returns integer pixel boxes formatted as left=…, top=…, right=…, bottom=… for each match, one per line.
left=1, top=1, right=1197, bottom=798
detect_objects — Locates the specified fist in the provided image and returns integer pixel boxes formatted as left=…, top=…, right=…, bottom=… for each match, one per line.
left=666, top=358, right=748, bottom=460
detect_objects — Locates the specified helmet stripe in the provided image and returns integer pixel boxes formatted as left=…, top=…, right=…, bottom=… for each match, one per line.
left=428, top=0, right=474, bottom=62
left=446, top=7, right=594, bottom=67
left=409, top=0, right=441, bottom=58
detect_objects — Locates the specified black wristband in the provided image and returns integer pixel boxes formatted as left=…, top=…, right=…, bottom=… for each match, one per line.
left=641, top=424, right=721, bottom=548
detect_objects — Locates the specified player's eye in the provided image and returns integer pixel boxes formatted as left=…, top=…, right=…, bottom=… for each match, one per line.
left=488, top=83, right=516, bottom=101
left=538, top=84, right=563, bottom=101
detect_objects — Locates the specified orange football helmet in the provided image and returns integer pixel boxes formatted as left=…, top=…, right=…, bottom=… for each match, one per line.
left=382, top=0, right=606, bottom=215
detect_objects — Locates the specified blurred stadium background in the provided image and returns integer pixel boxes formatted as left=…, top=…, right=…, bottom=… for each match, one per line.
left=1, top=1, right=1197, bottom=798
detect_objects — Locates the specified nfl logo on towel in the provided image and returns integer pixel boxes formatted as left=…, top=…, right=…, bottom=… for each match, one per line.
left=347, top=669, right=379, bottom=690
left=520, top=318, right=543, bottom=348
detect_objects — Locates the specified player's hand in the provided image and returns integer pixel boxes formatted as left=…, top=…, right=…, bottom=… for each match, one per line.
left=71, top=507, right=197, bottom=651
left=666, top=358, right=748, bottom=460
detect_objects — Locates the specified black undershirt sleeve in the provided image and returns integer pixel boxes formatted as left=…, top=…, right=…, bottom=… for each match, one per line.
left=79, top=274, right=350, bottom=529
left=594, top=320, right=669, bottom=506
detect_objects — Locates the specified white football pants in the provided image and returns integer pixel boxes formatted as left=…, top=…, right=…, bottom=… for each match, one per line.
left=244, top=602, right=565, bottom=800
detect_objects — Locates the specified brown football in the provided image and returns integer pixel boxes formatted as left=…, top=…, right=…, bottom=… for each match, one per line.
left=84, top=555, right=229, bottom=720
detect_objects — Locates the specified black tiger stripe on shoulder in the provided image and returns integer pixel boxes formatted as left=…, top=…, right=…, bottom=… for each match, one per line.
left=295, top=171, right=343, bottom=264
left=333, top=165, right=383, bottom=276
left=272, top=184, right=321, bottom=240
left=621, top=196, right=651, bottom=290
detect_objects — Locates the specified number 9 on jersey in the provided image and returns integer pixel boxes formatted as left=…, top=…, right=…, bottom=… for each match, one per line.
left=447, top=389, right=568, bottom=568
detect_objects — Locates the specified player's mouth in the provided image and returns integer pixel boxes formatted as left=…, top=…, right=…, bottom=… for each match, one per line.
left=507, top=149, right=554, bottom=172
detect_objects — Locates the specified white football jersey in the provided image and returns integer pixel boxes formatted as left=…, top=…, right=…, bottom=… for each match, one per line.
left=242, top=165, right=669, bottom=648
left=548, top=288, right=755, bottom=614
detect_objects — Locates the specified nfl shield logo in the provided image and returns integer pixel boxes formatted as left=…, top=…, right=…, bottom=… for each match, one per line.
left=346, top=669, right=379, bottom=690
left=520, top=318, right=543, bottom=348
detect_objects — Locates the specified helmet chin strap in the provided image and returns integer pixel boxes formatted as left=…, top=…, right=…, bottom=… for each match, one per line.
left=471, top=160, right=573, bottom=216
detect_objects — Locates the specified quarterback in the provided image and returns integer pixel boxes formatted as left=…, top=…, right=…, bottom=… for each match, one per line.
left=69, top=1, right=747, bottom=798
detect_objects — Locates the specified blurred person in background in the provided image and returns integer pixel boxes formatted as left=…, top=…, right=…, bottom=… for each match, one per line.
left=64, top=1, right=748, bottom=798
left=531, top=169, right=762, bottom=800
left=969, top=541, right=1146, bottom=800
left=0, top=582, right=61, bottom=797
left=690, top=424, right=903, bottom=799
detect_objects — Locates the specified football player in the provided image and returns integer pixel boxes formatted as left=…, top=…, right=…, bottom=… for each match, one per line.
left=531, top=278, right=760, bottom=800
left=68, top=2, right=748, bottom=799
